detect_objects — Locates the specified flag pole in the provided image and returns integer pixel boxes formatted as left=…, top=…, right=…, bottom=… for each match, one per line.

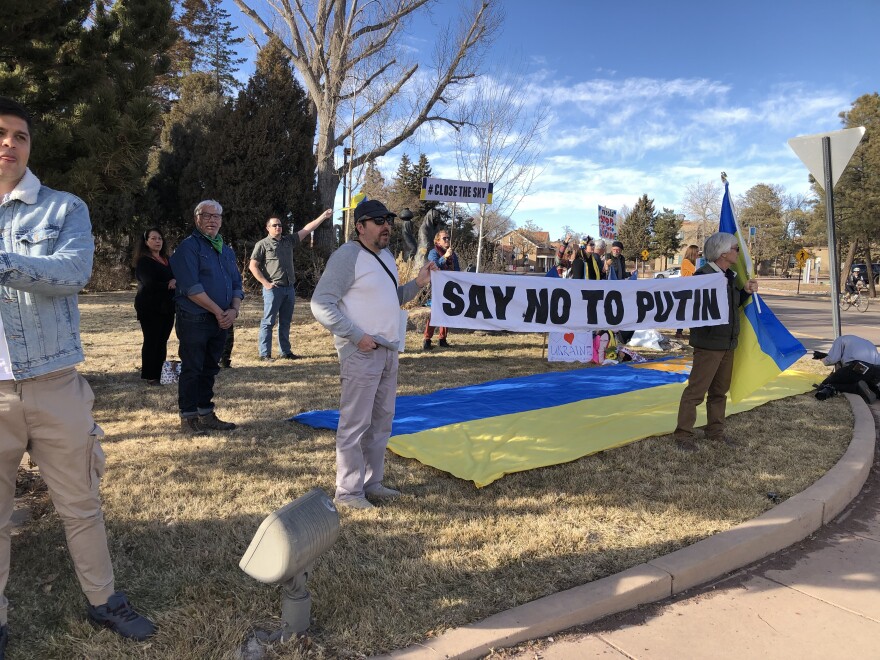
left=721, top=172, right=761, bottom=312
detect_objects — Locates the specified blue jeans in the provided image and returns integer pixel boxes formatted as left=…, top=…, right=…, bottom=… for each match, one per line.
left=259, top=285, right=295, bottom=357
left=175, top=309, right=227, bottom=417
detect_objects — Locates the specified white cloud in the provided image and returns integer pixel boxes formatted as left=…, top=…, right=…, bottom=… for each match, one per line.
left=362, top=67, right=849, bottom=239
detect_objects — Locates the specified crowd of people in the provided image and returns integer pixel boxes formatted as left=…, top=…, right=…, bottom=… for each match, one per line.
left=1, top=93, right=878, bottom=654
left=0, top=96, right=438, bottom=652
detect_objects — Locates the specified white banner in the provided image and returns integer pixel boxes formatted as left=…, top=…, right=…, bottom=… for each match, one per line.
left=429, top=271, right=729, bottom=333
left=420, top=177, right=493, bottom=204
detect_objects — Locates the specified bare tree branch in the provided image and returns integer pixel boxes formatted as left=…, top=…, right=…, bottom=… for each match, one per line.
left=231, top=0, right=501, bottom=252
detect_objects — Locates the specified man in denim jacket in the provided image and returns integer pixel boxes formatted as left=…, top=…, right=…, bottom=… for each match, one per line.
left=0, top=97, right=154, bottom=652
left=170, top=200, right=243, bottom=435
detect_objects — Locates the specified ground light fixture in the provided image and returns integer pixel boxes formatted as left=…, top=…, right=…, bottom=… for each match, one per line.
left=239, top=488, right=340, bottom=639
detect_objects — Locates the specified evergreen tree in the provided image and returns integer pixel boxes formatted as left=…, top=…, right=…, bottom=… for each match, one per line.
left=147, top=72, right=226, bottom=234
left=825, top=93, right=880, bottom=283
left=201, top=37, right=317, bottom=244
left=187, top=0, right=246, bottom=95
left=390, top=154, right=419, bottom=214
left=737, top=183, right=786, bottom=267
left=1, top=0, right=177, bottom=236
left=653, top=207, right=683, bottom=267
left=617, top=194, right=656, bottom=263
left=360, top=160, right=388, bottom=203
left=412, top=152, right=438, bottom=214
left=153, top=0, right=199, bottom=101
left=394, top=154, right=414, bottom=189
left=412, top=153, right=432, bottom=190
left=0, top=1, right=93, bottom=110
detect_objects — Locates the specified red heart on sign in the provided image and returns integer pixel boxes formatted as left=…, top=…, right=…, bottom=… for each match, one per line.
left=563, top=332, right=575, bottom=344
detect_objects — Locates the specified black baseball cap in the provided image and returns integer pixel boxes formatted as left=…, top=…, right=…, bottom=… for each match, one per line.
left=354, top=199, right=396, bottom=222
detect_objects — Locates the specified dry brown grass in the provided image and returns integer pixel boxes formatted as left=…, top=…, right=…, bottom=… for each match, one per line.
left=7, top=291, right=851, bottom=659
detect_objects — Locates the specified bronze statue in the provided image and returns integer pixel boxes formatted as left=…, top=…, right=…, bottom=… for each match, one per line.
left=399, top=208, right=417, bottom=260
left=415, top=207, right=444, bottom=270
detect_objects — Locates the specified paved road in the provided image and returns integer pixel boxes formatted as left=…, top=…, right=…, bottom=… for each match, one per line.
left=760, top=290, right=880, bottom=351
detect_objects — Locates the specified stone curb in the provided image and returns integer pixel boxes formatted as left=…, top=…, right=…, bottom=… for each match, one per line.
left=383, top=394, right=875, bottom=660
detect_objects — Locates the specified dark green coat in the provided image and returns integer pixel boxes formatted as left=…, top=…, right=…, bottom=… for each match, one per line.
left=689, top=263, right=749, bottom=351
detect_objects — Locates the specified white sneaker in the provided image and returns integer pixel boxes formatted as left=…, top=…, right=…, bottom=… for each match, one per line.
left=366, top=484, right=401, bottom=499
left=334, top=497, right=374, bottom=510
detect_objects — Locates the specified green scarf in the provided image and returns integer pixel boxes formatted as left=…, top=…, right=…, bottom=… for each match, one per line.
left=199, top=231, right=224, bottom=253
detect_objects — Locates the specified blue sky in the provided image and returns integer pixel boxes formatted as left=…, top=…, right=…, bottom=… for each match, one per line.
left=225, top=0, right=879, bottom=240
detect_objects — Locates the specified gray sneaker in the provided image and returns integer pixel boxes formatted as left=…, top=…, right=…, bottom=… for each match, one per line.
left=87, top=591, right=156, bottom=641
left=198, top=411, right=236, bottom=431
left=366, top=484, right=401, bottom=499
left=334, top=497, right=374, bottom=510
left=180, top=416, right=207, bottom=436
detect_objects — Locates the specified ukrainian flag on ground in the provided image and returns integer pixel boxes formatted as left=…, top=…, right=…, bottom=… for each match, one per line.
left=719, top=180, right=806, bottom=401
left=293, top=359, right=815, bottom=486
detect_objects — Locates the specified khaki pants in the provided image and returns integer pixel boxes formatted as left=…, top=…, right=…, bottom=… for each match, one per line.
left=0, top=368, right=115, bottom=624
left=674, top=347, right=735, bottom=441
left=335, top=347, right=399, bottom=501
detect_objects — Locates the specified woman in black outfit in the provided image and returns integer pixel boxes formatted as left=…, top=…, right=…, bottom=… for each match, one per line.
left=133, top=228, right=176, bottom=385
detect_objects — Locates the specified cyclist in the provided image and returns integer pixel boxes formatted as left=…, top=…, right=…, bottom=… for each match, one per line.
left=845, top=269, right=860, bottom=295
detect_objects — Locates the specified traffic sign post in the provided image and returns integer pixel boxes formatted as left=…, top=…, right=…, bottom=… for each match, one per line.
left=794, top=248, right=809, bottom=295
left=788, top=127, right=865, bottom=338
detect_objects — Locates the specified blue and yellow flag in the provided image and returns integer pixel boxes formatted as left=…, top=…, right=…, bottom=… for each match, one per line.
left=294, top=359, right=815, bottom=486
left=719, top=181, right=806, bottom=401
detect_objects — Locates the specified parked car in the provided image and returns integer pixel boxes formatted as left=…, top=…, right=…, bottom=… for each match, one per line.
left=851, top=263, right=880, bottom=285
left=653, top=266, right=681, bottom=279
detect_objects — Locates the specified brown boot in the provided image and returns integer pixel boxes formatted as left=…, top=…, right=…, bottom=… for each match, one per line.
left=198, top=411, right=236, bottom=431
left=180, top=416, right=207, bottom=436
left=675, top=437, right=698, bottom=452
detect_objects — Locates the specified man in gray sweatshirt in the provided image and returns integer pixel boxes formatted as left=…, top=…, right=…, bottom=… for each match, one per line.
left=311, top=200, right=435, bottom=510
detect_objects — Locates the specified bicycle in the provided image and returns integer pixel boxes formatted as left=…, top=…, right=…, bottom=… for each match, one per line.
left=839, top=285, right=870, bottom=312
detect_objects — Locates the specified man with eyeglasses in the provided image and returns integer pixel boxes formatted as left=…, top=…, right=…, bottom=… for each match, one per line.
left=311, top=199, right=435, bottom=510
left=673, top=232, right=758, bottom=452
left=170, top=200, right=243, bottom=436
left=249, top=210, right=332, bottom=361
left=423, top=228, right=459, bottom=350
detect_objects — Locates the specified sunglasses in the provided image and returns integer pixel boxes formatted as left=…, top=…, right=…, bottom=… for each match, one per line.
left=268, top=224, right=282, bottom=228
left=438, top=236, right=450, bottom=241
left=364, top=216, right=394, bottom=225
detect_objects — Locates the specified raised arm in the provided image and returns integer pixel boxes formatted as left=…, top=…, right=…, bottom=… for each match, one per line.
left=296, top=209, right=333, bottom=241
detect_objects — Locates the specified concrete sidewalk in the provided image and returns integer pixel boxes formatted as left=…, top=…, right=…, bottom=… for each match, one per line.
left=387, top=395, right=878, bottom=660
left=503, top=398, right=880, bottom=659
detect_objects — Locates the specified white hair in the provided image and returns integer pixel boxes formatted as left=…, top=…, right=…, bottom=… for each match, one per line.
left=704, top=232, right=738, bottom=262
left=194, top=199, right=223, bottom=216
left=594, top=239, right=606, bottom=250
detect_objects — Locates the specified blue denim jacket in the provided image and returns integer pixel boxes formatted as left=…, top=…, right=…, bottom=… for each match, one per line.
left=0, top=169, right=93, bottom=379
left=170, top=231, right=243, bottom=315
